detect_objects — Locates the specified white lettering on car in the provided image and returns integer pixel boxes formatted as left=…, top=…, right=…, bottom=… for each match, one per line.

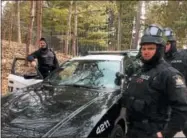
left=96, top=120, right=110, bottom=134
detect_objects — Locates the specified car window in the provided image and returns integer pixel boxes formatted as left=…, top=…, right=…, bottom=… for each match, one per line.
left=13, top=59, right=37, bottom=76
left=48, top=60, right=121, bottom=89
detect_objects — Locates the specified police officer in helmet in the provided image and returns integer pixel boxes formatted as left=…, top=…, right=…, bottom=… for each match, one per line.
left=164, top=27, right=177, bottom=62
left=27, top=37, right=59, bottom=78
left=164, top=27, right=187, bottom=85
left=164, top=27, right=187, bottom=137
left=121, top=24, right=187, bottom=137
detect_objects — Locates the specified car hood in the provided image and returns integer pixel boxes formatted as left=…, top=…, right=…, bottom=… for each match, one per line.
left=1, top=83, right=120, bottom=138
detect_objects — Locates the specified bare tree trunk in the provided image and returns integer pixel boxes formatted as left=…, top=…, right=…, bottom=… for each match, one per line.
left=117, top=3, right=122, bottom=50
left=39, top=1, right=43, bottom=38
left=35, top=0, right=42, bottom=47
left=8, top=10, right=14, bottom=45
left=16, top=1, right=22, bottom=43
left=72, top=1, right=77, bottom=56
left=35, top=1, right=38, bottom=47
left=65, top=1, right=73, bottom=55
left=26, top=0, right=35, bottom=64
left=133, top=1, right=142, bottom=49
left=2, top=29, right=7, bottom=40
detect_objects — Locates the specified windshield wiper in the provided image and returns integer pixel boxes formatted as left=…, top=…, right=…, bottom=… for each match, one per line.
left=61, top=84, right=98, bottom=89
left=43, top=79, right=53, bottom=85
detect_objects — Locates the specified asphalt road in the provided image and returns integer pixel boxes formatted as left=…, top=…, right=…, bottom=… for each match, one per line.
left=174, top=132, right=185, bottom=138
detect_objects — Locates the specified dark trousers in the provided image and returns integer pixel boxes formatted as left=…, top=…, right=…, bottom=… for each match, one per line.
left=127, top=129, right=156, bottom=138
left=126, top=121, right=165, bottom=138
left=39, top=67, right=54, bottom=78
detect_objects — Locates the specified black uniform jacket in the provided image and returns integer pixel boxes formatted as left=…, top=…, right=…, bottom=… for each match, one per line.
left=165, top=50, right=187, bottom=85
left=27, top=48, right=59, bottom=77
left=122, top=59, right=187, bottom=137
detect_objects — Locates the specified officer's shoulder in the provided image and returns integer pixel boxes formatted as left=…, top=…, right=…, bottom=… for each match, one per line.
left=49, top=48, right=54, bottom=52
left=156, top=61, right=170, bottom=71
left=157, top=62, right=179, bottom=76
left=174, top=50, right=187, bottom=63
left=48, top=48, right=56, bottom=53
left=34, top=49, right=41, bottom=54
left=34, top=49, right=40, bottom=52
left=177, top=49, right=187, bottom=56
left=157, top=66, right=184, bottom=86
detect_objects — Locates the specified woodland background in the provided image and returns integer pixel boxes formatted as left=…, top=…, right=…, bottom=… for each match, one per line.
left=1, top=1, right=187, bottom=94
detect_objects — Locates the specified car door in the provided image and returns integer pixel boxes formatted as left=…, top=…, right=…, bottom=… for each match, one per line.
left=8, top=57, right=43, bottom=92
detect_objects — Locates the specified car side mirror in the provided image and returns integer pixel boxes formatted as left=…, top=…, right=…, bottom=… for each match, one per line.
left=115, top=72, right=125, bottom=86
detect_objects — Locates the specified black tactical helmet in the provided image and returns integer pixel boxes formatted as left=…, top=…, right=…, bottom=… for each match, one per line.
left=140, top=24, right=166, bottom=47
left=163, top=27, right=176, bottom=42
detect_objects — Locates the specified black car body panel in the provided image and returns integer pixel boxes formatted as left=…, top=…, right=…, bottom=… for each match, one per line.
left=2, top=53, right=140, bottom=138
left=1, top=83, right=123, bottom=138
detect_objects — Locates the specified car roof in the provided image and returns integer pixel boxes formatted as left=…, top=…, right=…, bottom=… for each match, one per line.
left=71, top=54, right=124, bottom=61
left=88, top=49, right=138, bottom=55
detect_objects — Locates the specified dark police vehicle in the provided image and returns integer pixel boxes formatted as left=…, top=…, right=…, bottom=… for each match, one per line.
left=1, top=50, right=138, bottom=138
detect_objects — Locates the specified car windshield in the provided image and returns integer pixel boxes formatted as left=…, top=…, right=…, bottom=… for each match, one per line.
left=46, top=60, right=121, bottom=89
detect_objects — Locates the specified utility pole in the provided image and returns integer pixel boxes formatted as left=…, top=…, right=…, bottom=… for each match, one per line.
left=133, top=1, right=142, bottom=49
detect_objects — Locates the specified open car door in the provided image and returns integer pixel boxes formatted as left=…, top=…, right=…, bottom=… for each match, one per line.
left=8, top=57, right=43, bottom=92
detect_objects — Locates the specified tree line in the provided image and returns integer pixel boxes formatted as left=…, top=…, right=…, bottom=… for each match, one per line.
left=145, top=1, right=187, bottom=48
left=1, top=1, right=138, bottom=56
left=2, top=1, right=187, bottom=57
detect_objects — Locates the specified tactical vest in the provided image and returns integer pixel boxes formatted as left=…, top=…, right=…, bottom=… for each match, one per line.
left=38, top=49, right=55, bottom=68
left=125, top=65, right=170, bottom=123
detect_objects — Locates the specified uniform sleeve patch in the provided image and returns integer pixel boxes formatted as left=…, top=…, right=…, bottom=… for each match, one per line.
left=173, top=75, right=185, bottom=87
